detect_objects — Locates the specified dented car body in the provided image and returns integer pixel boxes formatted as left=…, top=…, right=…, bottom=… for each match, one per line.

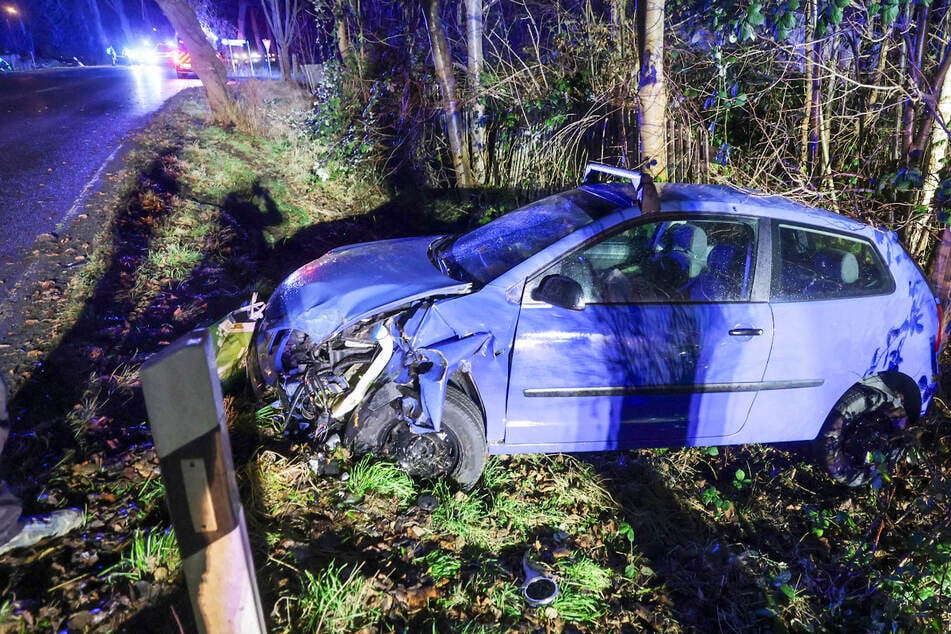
left=249, top=165, right=943, bottom=488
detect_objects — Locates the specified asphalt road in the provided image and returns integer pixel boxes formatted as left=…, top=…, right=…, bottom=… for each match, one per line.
left=0, top=65, right=196, bottom=261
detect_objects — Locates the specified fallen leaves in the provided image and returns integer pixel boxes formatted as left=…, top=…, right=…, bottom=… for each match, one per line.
left=393, top=583, right=440, bottom=612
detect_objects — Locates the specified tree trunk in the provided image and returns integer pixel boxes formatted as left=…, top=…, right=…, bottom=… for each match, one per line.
left=899, top=2, right=916, bottom=160
left=636, top=0, right=667, bottom=179
left=930, top=227, right=951, bottom=306
left=820, top=35, right=837, bottom=204
left=261, top=0, right=301, bottom=81
left=331, top=0, right=352, bottom=64
left=904, top=10, right=951, bottom=260
left=465, top=0, right=486, bottom=185
left=800, top=0, right=817, bottom=183
left=422, top=0, right=474, bottom=188
left=859, top=27, right=890, bottom=151
left=907, top=43, right=951, bottom=260
left=155, top=0, right=235, bottom=127
left=909, top=42, right=951, bottom=160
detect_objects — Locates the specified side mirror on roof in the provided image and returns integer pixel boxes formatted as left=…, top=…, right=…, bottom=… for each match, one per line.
left=532, top=274, right=586, bottom=310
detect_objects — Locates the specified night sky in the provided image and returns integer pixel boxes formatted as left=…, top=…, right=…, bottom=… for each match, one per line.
left=0, top=0, right=241, bottom=65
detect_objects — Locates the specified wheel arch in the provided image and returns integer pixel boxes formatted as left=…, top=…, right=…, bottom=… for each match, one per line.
left=814, top=371, right=920, bottom=487
left=874, top=371, right=922, bottom=423
left=349, top=371, right=487, bottom=449
left=447, top=371, right=488, bottom=428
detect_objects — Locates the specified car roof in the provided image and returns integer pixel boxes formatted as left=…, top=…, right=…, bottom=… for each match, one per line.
left=655, top=182, right=884, bottom=237
left=578, top=180, right=895, bottom=244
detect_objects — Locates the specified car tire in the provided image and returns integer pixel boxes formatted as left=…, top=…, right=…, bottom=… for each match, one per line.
left=815, top=384, right=908, bottom=487
left=349, top=386, right=487, bottom=490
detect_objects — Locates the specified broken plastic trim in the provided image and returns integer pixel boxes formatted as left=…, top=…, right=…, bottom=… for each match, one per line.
left=581, top=162, right=659, bottom=215
left=521, top=550, right=559, bottom=607
left=330, top=322, right=393, bottom=419
left=582, top=162, right=645, bottom=184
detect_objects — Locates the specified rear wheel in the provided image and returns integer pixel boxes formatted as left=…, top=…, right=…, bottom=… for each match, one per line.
left=815, top=384, right=909, bottom=486
left=348, top=386, right=487, bottom=489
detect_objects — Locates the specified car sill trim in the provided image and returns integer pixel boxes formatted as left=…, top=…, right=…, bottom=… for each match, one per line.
left=523, top=380, right=823, bottom=398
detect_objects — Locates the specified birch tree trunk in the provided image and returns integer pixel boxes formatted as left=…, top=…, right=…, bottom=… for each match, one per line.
left=800, top=0, right=817, bottom=183
left=465, top=0, right=487, bottom=185
left=155, top=0, right=235, bottom=127
left=636, top=0, right=667, bottom=179
left=820, top=35, right=837, bottom=204
left=422, top=0, right=474, bottom=188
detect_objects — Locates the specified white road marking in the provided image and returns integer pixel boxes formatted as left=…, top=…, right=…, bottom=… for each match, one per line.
left=58, top=143, right=123, bottom=229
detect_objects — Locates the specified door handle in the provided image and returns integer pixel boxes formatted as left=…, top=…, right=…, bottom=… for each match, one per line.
left=729, top=328, right=763, bottom=336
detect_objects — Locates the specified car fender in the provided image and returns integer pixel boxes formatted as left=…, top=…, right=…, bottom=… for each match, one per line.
left=392, top=284, right=523, bottom=434
left=408, top=335, right=494, bottom=433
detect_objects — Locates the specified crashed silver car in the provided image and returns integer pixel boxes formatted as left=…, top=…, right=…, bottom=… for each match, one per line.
left=248, top=164, right=942, bottom=489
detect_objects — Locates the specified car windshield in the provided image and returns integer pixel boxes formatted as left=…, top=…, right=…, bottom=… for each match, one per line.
left=431, top=192, right=607, bottom=284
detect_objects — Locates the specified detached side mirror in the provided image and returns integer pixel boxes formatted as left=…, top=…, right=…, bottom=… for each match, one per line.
left=531, top=274, right=586, bottom=310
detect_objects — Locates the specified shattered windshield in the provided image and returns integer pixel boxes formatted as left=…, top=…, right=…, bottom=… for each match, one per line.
left=432, top=192, right=607, bottom=284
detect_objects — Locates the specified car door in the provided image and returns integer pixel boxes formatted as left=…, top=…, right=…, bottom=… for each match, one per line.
left=503, top=215, right=775, bottom=451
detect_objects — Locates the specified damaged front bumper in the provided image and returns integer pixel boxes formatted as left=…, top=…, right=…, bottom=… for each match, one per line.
left=247, top=301, right=491, bottom=443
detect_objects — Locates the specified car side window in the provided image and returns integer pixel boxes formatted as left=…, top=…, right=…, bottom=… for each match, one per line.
left=529, top=217, right=758, bottom=304
left=772, top=224, right=893, bottom=302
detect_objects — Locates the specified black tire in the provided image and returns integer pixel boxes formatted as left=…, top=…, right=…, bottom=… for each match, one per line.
left=348, top=386, right=487, bottom=490
left=815, top=384, right=909, bottom=486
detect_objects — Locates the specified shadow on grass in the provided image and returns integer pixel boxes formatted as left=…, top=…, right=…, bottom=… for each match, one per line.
left=0, top=144, right=526, bottom=626
left=585, top=446, right=864, bottom=631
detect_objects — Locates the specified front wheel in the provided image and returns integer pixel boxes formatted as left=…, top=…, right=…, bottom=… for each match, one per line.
left=348, top=386, right=487, bottom=490
left=815, top=384, right=909, bottom=487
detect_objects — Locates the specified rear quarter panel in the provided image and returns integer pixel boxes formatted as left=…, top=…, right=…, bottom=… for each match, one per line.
left=871, top=231, right=939, bottom=413
left=739, top=229, right=937, bottom=444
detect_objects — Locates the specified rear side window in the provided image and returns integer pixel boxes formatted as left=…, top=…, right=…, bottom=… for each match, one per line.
left=772, top=224, right=894, bottom=302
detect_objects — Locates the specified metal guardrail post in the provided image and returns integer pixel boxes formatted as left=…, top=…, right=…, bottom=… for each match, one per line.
left=141, top=329, right=265, bottom=634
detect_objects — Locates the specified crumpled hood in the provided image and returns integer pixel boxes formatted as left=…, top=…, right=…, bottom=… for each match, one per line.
left=262, top=236, right=471, bottom=342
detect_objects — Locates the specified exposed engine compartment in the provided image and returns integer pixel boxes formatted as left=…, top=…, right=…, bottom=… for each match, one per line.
left=263, top=318, right=395, bottom=441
